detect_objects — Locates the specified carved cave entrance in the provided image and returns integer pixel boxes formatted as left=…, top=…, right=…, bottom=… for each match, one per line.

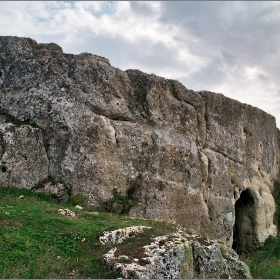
left=232, top=189, right=257, bottom=254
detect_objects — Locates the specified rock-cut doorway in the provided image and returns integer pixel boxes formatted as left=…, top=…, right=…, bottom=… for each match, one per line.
left=232, top=189, right=256, bottom=255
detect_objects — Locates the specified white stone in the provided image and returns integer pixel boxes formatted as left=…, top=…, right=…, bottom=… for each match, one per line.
left=99, top=226, right=151, bottom=245
left=58, top=208, right=76, bottom=217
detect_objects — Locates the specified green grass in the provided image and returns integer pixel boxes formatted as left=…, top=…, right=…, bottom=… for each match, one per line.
left=0, top=187, right=174, bottom=279
left=241, top=236, right=280, bottom=279
left=3, top=186, right=279, bottom=279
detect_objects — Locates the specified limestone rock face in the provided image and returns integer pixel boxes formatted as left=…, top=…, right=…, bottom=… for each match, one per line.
left=0, top=119, right=48, bottom=189
left=0, top=36, right=279, bottom=251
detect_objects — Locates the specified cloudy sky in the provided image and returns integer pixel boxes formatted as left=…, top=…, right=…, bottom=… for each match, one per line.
left=1, top=1, right=280, bottom=126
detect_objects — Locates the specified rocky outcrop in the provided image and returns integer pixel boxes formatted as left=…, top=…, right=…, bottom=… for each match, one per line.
left=100, top=226, right=151, bottom=245
left=101, top=228, right=252, bottom=279
left=0, top=36, right=279, bottom=252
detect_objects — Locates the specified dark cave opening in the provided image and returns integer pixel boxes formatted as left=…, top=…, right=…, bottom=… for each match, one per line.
left=232, top=188, right=256, bottom=255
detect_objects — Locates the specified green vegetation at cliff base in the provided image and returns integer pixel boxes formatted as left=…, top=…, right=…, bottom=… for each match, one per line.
left=1, top=187, right=280, bottom=279
left=240, top=236, right=280, bottom=279
left=0, top=187, right=174, bottom=279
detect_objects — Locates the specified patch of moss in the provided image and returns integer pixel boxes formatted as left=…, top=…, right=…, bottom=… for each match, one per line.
left=69, top=193, right=88, bottom=207
left=204, top=112, right=210, bottom=128
left=0, top=111, right=40, bottom=129
left=243, top=126, right=250, bottom=135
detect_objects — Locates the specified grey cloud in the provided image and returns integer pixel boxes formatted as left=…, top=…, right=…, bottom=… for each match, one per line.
left=157, top=1, right=280, bottom=95
left=180, top=56, right=229, bottom=91
left=160, top=2, right=280, bottom=64
left=60, top=25, right=189, bottom=75
left=221, top=51, right=237, bottom=66
left=129, top=2, right=155, bottom=17
left=130, top=40, right=189, bottom=73
left=258, top=73, right=268, bottom=81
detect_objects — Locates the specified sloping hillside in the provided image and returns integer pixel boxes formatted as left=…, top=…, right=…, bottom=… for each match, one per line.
left=0, top=187, right=253, bottom=279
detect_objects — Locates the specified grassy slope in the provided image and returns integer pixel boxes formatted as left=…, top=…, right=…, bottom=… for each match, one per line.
left=1, top=187, right=280, bottom=279
left=0, top=187, right=174, bottom=279
left=240, top=236, right=280, bottom=279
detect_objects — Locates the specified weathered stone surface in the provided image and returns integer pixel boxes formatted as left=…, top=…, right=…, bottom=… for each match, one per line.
left=99, top=226, right=151, bottom=245
left=35, top=181, right=69, bottom=202
left=192, top=237, right=251, bottom=279
left=0, top=36, right=279, bottom=252
left=0, top=119, right=48, bottom=189
left=200, top=91, right=279, bottom=251
left=102, top=228, right=251, bottom=279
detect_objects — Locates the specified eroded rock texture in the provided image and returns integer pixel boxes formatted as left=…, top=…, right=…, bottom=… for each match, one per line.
left=0, top=119, right=48, bottom=189
left=0, top=36, right=279, bottom=252
left=102, top=229, right=252, bottom=279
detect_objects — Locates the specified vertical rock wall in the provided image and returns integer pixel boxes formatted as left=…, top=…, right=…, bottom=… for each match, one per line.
left=0, top=119, right=48, bottom=189
left=200, top=91, right=279, bottom=250
left=0, top=36, right=279, bottom=250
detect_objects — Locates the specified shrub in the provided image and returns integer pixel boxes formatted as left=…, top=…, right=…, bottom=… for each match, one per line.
left=102, top=187, right=137, bottom=215
left=273, top=180, right=280, bottom=229
left=242, top=236, right=280, bottom=279
left=69, top=193, right=88, bottom=207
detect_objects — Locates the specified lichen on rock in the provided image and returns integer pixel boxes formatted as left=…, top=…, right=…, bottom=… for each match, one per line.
left=102, top=228, right=251, bottom=279
left=99, top=226, right=151, bottom=245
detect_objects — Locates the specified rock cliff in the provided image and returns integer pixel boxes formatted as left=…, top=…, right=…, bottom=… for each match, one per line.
left=0, top=36, right=279, bottom=253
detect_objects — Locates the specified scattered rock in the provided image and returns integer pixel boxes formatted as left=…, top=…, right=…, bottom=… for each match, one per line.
left=67, top=269, right=79, bottom=279
left=75, top=205, right=83, bottom=210
left=19, top=195, right=24, bottom=199
left=58, top=208, right=76, bottom=217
